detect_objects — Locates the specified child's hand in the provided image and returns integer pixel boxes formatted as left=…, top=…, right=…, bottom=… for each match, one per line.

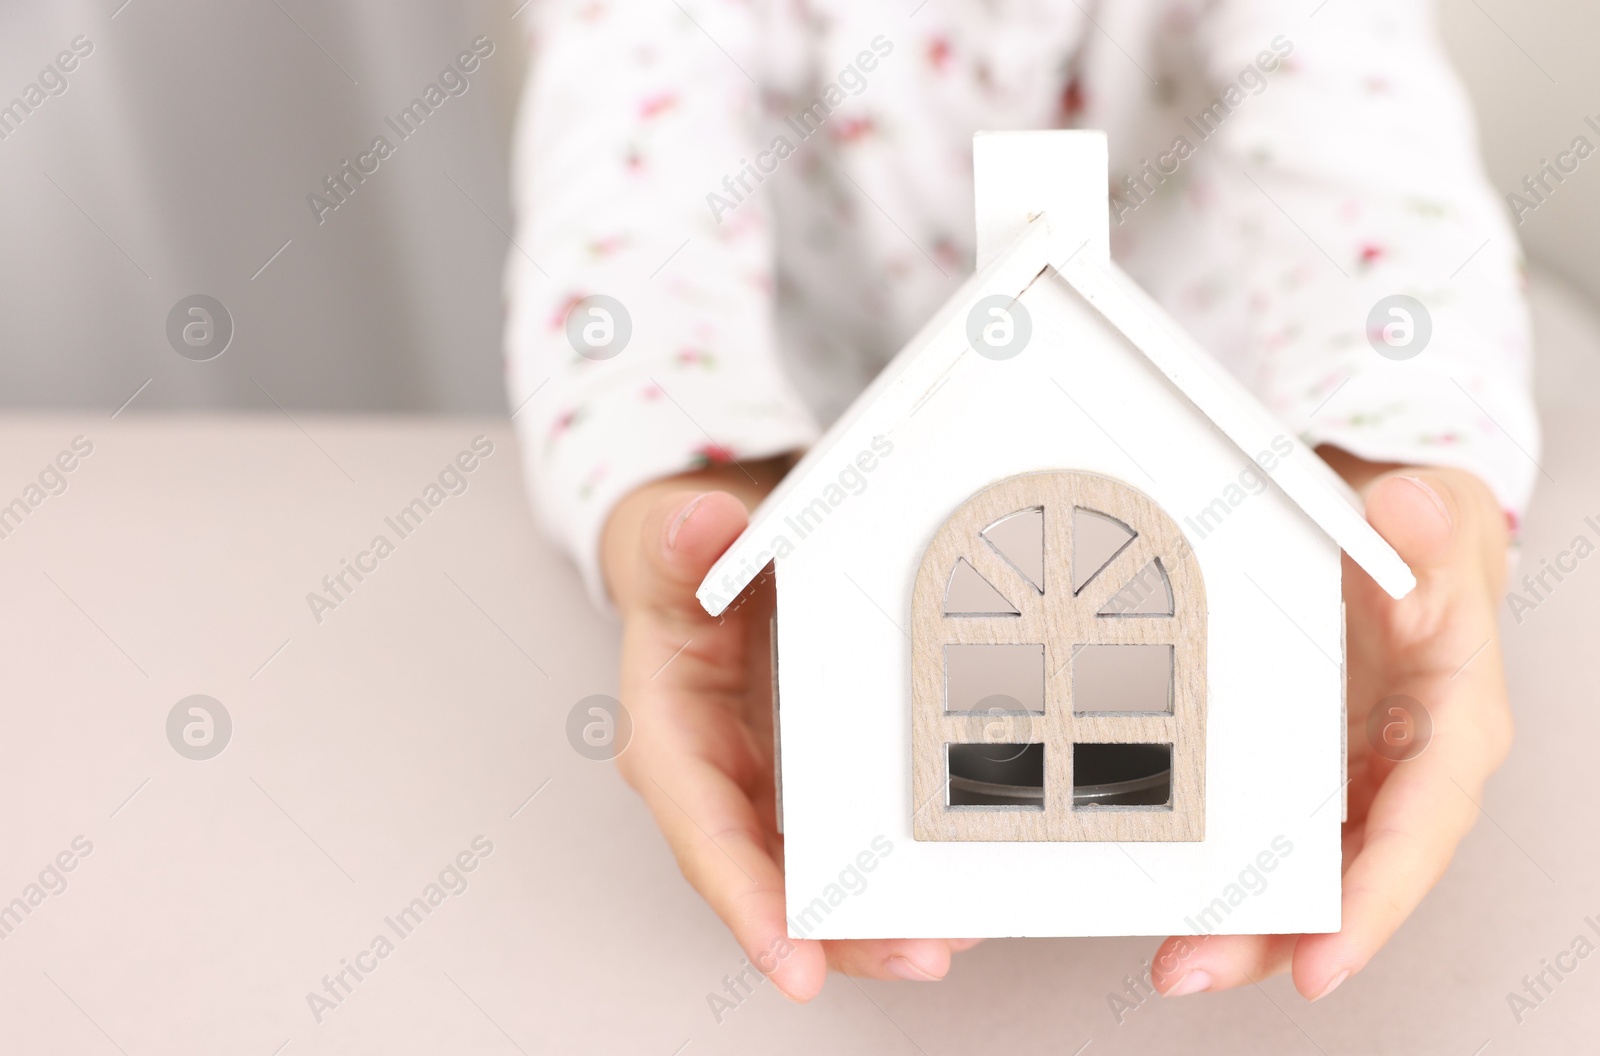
left=1151, top=454, right=1513, bottom=1001
left=601, top=466, right=978, bottom=1001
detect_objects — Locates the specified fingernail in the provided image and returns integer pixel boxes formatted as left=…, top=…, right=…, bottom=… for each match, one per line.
left=771, top=981, right=807, bottom=1004
left=886, top=956, right=942, bottom=982
left=1399, top=476, right=1450, bottom=527
left=1163, top=970, right=1211, bottom=997
left=1313, top=969, right=1350, bottom=1001
left=666, top=493, right=709, bottom=551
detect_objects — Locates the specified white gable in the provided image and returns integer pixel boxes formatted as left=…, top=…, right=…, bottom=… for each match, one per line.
left=697, top=132, right=1414, bottom=614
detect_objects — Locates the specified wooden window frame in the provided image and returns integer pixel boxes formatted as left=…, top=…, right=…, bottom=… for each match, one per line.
left=911, top=471, right=1207, bottom=842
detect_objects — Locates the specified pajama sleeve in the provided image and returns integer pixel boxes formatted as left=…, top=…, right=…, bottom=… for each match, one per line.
left=504, top=0, right=820, bottom=608
left=1115, top=0, right=1540, bottom=530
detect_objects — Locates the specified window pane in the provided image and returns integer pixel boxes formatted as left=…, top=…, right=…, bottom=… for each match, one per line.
left=948, top=742, right=1044, bottom=808
left=980, top=507, right=1045, bottom=593
left=1071, top=644, right=1172, bottom=714
left=1072, top=743, right=1171, bottom=808
left=1097, top=559, right=1173, bottom=616
left=1072, top=507, right=1136, bottom=593
left=945, top=643, right=1045, bottom=713
left=944, top=558, right=1020, bottom=615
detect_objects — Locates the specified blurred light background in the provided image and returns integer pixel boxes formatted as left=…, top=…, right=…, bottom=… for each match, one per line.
left=0, top=0, right=1592, bottom=414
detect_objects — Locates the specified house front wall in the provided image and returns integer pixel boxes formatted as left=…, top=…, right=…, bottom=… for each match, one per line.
left=771, top=273, right=1345, bottom=938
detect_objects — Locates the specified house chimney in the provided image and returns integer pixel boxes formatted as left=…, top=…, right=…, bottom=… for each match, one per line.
left=973, top=130, right=1110, bottom=271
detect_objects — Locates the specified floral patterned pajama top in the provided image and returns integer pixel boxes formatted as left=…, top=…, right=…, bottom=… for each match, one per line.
left=505, top=0, right=1538, bottom=606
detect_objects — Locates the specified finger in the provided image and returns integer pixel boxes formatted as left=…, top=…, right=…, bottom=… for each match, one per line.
left=1363, top=467, right=1506, bottom=589
left=636, top=751, right=827, bottom=1001
left=1364, top=473, right=1456, bottom=572
left=1291, top=750, right=1482, bottom=1000
left=1150, top=933, right=1296, bottom=996
left=823, top=938, right=955, bottom=982
left=634, top=489, right=752, bottom=621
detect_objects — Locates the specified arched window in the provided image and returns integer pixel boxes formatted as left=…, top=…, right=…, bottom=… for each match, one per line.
left=911, top=471, right=1206, bottom=842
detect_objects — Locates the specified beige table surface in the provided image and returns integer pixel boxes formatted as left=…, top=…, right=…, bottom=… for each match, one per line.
left=3, top=279, right=1599, bottom=1055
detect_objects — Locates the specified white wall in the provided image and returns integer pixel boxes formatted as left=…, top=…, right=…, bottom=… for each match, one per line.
left=0, top=1, right=525, bottom=414
left=1440, top=0, right=1600, bottom=302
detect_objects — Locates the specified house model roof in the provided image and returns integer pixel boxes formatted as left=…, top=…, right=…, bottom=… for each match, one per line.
left=697, top=131, right=1416, bottom=616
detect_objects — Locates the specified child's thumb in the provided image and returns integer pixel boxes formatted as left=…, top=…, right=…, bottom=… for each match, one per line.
left=1363, top=466, right=1508, bottom=594
left=634, top=489, right=750, bottom=618
left=1363, top=472, right=1459, bottom=577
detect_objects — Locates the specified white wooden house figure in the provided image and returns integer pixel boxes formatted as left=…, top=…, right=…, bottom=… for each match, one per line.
left=697, top=131, right=1415, bottom=939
